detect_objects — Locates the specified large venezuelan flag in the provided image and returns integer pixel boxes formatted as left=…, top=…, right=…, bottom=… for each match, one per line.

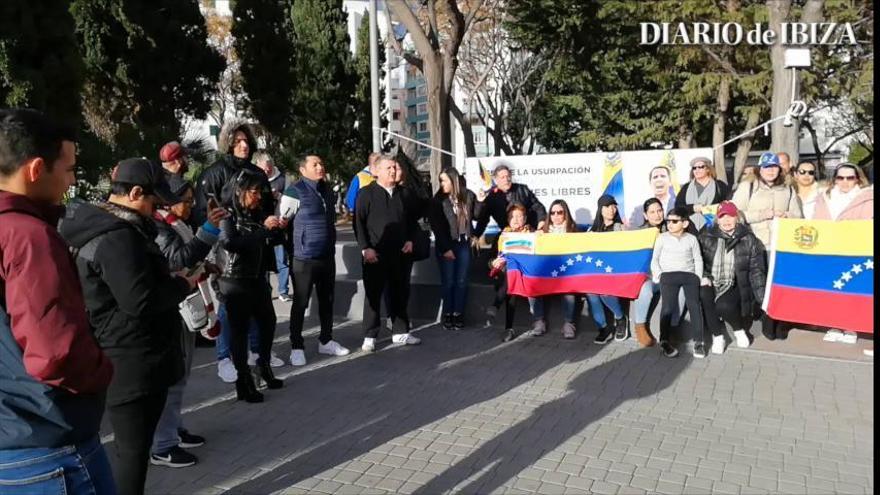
left=764, top=218, right=874, bottom=333
left=500, top=229, right=658, bottom=299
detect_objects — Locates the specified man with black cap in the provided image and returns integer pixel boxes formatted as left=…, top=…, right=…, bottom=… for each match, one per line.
left=159, top=140, right=188, bottom=178
left=59, top=158, right=199, bottom=495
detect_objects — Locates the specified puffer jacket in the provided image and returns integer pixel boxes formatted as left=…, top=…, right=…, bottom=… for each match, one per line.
left=217, top=206, right=283, bottom=280
left=58, top=201, right=190, bottom=405
left=731, top=179, right=802, bottom=247
left=192, top=120, right=273, bottom=225
left=812, top=186, right=873, bottom=221
left=699, top=223, right=767, bottom=320
left=153, top=211, right=219, bottom=272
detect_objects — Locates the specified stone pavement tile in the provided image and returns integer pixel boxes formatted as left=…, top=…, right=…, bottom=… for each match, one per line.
left=682, top=476, right=714, bottom=493
left=630, top=475, right=658, bottom=492
left=384, top=468, right=415, bottom=482
left=836, top=481, right=870, bottom=494
left=645, top=457, right=673, bottom=471
left=655, top=480, right=686, bottom=495
left=775, top=481, right=808, bottom=494
left=588, top=480, right=619, bottom=495
left=603, top=470, right=633, bottom=487
left=747, top=476, right=778, bottom=492
left=374, top=476, right=406, bottom=492
left=512, top=477, right=541, bottom=492
left=311, top=479, right=344, bottom=493
left=721, top=470, right=750, bottom=486
left=332, top=470, right=365, bottom=485
left=608, top=462, right=637, bottom=476
left=353, top=474, right=384, bottom=489
left=518, top=468, right=544, bottom=481
left=658, top=471, right=687, bottom=485
left=556, top=462, right=583, bottom=477
left=712, top=480, right=742, bottom=494
left=397, top=481, right=422, bottom=494
left=564, top=475, right=593, bottom=492
left=365, top=464, right=393, bottom=478
left=620, top=454, right=649, bottom=467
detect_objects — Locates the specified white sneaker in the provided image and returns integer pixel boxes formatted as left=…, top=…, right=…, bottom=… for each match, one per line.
left=711, top=335, right=725, bottom=355
left=362, top=338, right=376, bottom=353
left=391, top=333, right=421, bottom=345
left=269, top=351, right=284, bottom=368
left=840, top=331, right=858, bottom=345
left=823, top=329, right=843, bottom=342
left=217, top=358, right=237, bottom=383
left=247, top=350, right=258, bottom=366
left=385, top=318, right=393, bottom=331
left=734, top=330, right=750, bottom=348
left=864, top=349, right=873, bottom=357
left=318, top=340, right=350, bottom=356
left=289, top=349, right=307, bottom=366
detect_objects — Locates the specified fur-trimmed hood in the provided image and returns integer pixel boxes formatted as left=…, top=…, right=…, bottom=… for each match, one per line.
left=216, top=119, right=258, bottom=161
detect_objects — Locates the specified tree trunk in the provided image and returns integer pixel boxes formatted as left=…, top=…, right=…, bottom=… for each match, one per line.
left=423, top=57, right=452, bottom=190
left=733, top=108, right=762, bottom=183
left=450, top=99, right=477, bottom=159
left=713, top=75, right=731, bottom=180
left=768, top=0, right=796, bottom=163
left=802, top=118, right=823, bottom=169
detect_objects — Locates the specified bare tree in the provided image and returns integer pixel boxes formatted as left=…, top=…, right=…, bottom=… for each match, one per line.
left=202, top=1, right=248, bottom=131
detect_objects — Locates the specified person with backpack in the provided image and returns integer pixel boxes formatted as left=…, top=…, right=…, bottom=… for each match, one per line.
left=0, top=109, right=116, bottom=494
left=59, top=158, right=198, bottom=495
left=731, top=151, right=802, bottom=248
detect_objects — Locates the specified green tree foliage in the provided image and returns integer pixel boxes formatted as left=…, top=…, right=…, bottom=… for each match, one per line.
left=70, top=0, right=225, bottom=157
left=353, top=11, right=387, bottom=168
left=0, top=1, right=84, bottom=125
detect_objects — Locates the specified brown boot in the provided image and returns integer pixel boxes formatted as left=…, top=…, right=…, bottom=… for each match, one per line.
left=634, top=323, right=656, bottom=347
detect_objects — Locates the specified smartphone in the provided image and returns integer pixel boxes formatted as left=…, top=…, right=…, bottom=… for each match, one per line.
left=207, top=195, right=219, bottom=210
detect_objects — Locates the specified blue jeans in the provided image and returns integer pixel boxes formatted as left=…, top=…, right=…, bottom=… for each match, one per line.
left=529, top=295, right=578, bottom=323
left=152, top=331, right=195, bottom=454
left=586, top=294, right=624, bottom=328
left=0, top=436, right=116, bottom=494
left=274, top=245, right=290, bottom=295
left=216, top=303, right=260, bottom=361
left=633, top=280, right=684, bottom=325
left=436, top=240, right=471, bottom=315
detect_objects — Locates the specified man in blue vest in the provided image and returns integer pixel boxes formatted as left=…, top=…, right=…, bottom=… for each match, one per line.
left=281, top=155, right=349, bottom=366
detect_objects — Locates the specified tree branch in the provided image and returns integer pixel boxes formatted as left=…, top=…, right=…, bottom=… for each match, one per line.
left=386, top=1, right=437, bottom=67
left=384, top=9, right=424, bottom=71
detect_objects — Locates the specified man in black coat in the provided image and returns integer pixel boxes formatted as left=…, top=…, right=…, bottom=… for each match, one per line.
left=59, top=158, right=197, bottom=495
left=473, top=163, right=546, bottom=236
left=355, top=155, right=422, bottom=352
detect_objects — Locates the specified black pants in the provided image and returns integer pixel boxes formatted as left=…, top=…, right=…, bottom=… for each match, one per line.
left=387, top=257, right=414, bottom=320
left=290, top=257, right=336, bottom=349
left=659, top=272, right=703, bottom=344
left=700, top=285, right=745, bottom=336
left=221, top=277, right=277, bottom=373
left=106, top=391, right=167, bottom=495
left=363, top=253, right=411, bottom=337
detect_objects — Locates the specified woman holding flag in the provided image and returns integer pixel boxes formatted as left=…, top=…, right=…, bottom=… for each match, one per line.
left=586, top=195, right=629, bottom=344
left=675, top=157, right=731, bottom=232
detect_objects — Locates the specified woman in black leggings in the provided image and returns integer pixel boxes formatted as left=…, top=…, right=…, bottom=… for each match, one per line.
left=217, top=170, right=285, bottom=402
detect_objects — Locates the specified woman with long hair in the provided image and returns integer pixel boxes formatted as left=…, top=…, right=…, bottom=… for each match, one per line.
left=629, top=198, right=672, bottom=347
left=586, top=194, right=628, bottom=344
left=217, top=170, right=285, bottom=403
left=428, top=167, right=476, bottom=330
left=675, top=157, right=732, bottom=232
left=529, top=200, right=581, bottom=339
left=792, top=161, right=827, bottom=219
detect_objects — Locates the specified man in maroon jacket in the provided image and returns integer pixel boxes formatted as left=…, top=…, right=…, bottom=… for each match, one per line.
left=0, top=108, right=116, bottom=494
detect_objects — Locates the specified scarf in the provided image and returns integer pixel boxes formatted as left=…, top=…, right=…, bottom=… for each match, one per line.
left=685, top=178, right=717, bottom=230
left=710, top=232, right=737, bottom=300
left=549, top=224, right=567, bottom=233
left=827, top=185, right=861, bottom=220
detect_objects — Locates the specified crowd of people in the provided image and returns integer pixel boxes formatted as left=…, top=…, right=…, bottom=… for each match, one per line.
left=0, top=108, right=873, bottom=494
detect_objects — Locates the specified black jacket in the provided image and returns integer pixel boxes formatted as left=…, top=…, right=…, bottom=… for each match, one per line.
left=217, top=206, right=282, bottom=280
left=59, top=201, right=190, bottom=405
left=428, top=190, right=476, bottom=254
left=675, top=179, right=732, bottom=217
left=699, top=223, right=767, bottom=319
left=193, top=154, right=273, bottom=226
left=153, top=214, right=218, bottom=273
left=355, top=182, right=419, bottom=254
left=474, top=183, right=546, bottom=235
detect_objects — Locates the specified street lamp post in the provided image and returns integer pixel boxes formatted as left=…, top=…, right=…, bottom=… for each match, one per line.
left=369, top=0, right=381, bottom=152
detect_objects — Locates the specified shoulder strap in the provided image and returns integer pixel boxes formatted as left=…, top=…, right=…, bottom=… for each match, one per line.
left=748, top=181, right=755, bottom=201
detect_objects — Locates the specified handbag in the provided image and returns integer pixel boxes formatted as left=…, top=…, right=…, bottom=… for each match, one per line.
left=179, top=290, right=208, bottom=332
left=411, top=227, right=431, bottom=261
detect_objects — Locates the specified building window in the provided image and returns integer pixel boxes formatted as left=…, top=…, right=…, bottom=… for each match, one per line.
left=417, top=103, right=427, bottom=115
left=474, top=129, right=486, bottom=145
left=407, top=88, right=416, bottom=100
left=392, top=111, right=400, bottom=120
left=416, top=85, right=427, bottom=97
left=407, top=106, right=417, bottom=118
left=417, top=121, right=428, bottom=133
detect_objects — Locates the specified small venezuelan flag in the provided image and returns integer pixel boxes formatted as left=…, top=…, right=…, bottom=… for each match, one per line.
left=499, top=229, right=658, bottom=299
left=702, top=204, right=720, bottom=228
left=478, top=160, right=493, bottom=190
left=764, top=219, right=874, bottom=333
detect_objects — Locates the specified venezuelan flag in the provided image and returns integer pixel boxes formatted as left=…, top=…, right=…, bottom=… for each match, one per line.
left=478, top=160, right=493, bottom=190
left=500, top=229, right=658, bottom=299
left=702, top=204, right=719, bottom=228
left=601, top=153, right=625, bottom=215
left=764, top=219, right=874, bottom=333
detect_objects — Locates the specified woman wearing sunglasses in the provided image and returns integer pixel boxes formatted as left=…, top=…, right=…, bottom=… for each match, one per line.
left=675, top=157, right=731, bottom=232
left=529, top=200, right=581, bottom=339
left=792, top=161, right=827, bottom=219
left=812, top=163, right=873, bottom=346
left=731, top=151, right=802, bottom=250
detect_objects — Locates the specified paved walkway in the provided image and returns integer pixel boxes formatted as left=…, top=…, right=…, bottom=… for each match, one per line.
left=140, top=311, right=873, bottom=495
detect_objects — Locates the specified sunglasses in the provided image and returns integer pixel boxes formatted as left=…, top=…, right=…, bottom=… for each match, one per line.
left=835, top=175, right=857, bottom=182
left=691, top=165, right=707, bottom=170
left=667, top=218, right=684, bottom=224
left=550, top=210, right=565, bottom=216
left=797, top=169, right=815, bottom=176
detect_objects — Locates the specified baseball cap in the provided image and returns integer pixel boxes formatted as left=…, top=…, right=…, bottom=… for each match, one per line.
left=113, top=157, right=181, bottom=205
left=159, top=141, right=186, bottom=162
left=758, top=152, right=780, bottom=168
left=717, top=201, right=738, bottom=219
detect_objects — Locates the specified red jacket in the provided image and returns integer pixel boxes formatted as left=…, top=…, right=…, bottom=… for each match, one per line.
left=0, top=191, right=112, bottom=394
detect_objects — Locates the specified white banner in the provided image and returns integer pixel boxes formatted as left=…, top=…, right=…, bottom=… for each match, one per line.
left=463, top=148, right=714, bottom=230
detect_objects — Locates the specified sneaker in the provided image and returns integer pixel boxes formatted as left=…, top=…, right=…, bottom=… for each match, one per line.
left=318, top=340, right=350, bottom=356
left=177, top=429, right=205, bottom=448
left=150, top=446, right=197, bottom=468
left=247, top=350, right=258, bottom=367
left=289, top=349, right=307, bottom=366
left=733, top=330, right=750, bottom=348
left=217, top=358, right=237, bottom=383
left=529, top=319, right=547, bottom=337
left=269, top=351, right=284, bottom=367
left=485, top=306, right=497, bottom=327
left=562, top=322, right=576, bottom=340
left=613, top=317, right=629, bottom=341
left=278, top=293, right=293, bottom=303
left=660, top=341, right=679, bottom=358
left=693, top=342, right=706, bottom=359
left=711, top=335, right=725, bottom=355
left=442, top=313, right=454, bottom=330
left=361, top=337, right=376, bottom=353
left=840, top=331, right=858, bottom=345
left=452, top=313, right=465, bottom=330
left=385, top=318, right=394, bottom=331
left=502, top=328, right=516, bottom=342
left=864, top=349, right=874, bottom=357
left=391, top=333, right=421, bottom=345
left=594, top=326, right=614, bottom=344
left=823, top=329, right=843, bottom=342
